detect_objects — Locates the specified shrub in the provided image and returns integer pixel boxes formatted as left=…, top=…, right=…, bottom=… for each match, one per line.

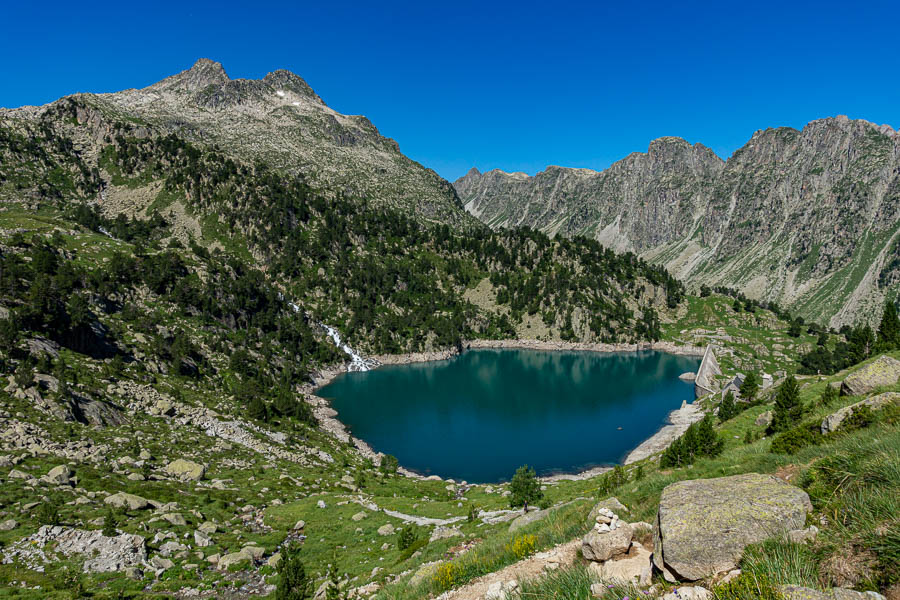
left=36, top=501, right=60, bottom=526
left=770, top=423, right=820, bottom=454
left=397, top=527, right=418, bottom=551
left=712, top=571, right=782, bottom=600
left=819, top=385, right=839, bottom=406
left=506, top=534, right=536, bottom=559
left=432, top=562, right=463, bottom=591
left=840, top=404, right=875, bottom=432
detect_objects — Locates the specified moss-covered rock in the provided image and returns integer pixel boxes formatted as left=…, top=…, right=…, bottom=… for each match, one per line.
left=653, top=473, right=812, bottom=581
left=841, top=356, right=900, bottom=396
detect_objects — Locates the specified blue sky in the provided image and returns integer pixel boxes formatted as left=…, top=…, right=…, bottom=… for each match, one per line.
left=2, top=1, right=898, bottom=181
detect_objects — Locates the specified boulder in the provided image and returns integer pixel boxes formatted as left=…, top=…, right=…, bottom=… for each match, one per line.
left=164, top=459, right=206, bottom=482
left=582, top=522, right=633, bottom=562
left=780, top=585, right=886, bottom=600
left=377, top=523, right=395, bottom=536
left=653, top=473, right=812, bottom=581
left=150, top=399, right=175, bottom=417
left=755, top=411, right=773, bottom=427
left=161, top=513, right=187, bottom=526
left=194, top=530, right=213, bottom=547
left=841, top=356, right=900, bottom=396
left=351, top=511, right=367, bottom=521
left=821, top=392, right=900, bottom=434
left=242, top=545, right=265, bottom=560
left=43, top=465, right=73, bottom=486
left=104, top=492, right=151, bottom=511
left=0, top=519, right=18, bottom=531
left=218, top=550, right=251, bottom=570
left=198, top=521, right=218, bottom=534
left=150, top=556, right=174, bottom=570
left=509, top=508, right=549, bottom=532
left=589, top=541, right=652, bottom=586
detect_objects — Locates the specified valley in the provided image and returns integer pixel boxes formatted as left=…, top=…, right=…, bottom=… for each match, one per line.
left=0, top=58, right=898, bottom=600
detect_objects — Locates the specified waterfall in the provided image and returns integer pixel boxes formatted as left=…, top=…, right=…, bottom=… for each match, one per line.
left=283, top=296, right=379, bottom=372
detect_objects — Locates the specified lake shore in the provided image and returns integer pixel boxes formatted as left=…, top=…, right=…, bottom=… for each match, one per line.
left=303, top=338, right=708, bottom=483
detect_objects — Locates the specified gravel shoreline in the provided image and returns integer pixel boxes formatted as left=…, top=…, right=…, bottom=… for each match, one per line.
left=303, top=339, right=708, bottom=483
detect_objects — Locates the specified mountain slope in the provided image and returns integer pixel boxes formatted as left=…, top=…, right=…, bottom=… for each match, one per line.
left=3, top=58, right=473, bottom=228
left=455, top=117, right=900, bottom=328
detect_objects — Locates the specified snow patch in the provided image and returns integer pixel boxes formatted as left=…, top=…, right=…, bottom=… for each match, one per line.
left=275, top=90, right=285, bottom=97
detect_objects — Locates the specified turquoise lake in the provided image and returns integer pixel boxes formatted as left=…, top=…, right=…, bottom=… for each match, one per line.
left=317, top=349, right=700, bottom=483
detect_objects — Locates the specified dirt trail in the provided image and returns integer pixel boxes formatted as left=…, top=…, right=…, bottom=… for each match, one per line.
left=435, top=539, right=582, bottom=600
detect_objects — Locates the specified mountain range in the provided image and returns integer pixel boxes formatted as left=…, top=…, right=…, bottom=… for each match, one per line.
left=455, top=118, right=900, bottom=328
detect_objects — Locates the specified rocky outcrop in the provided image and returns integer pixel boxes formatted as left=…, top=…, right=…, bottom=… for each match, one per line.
left=822, top=392, right=900, bottom=433
left=653, top=473, right=812, bottom=581
left=456, top=117, right=900, bottom=328
left=2, top=526, right=146, bottom=573
left=840, top=356, right=900, bottom=396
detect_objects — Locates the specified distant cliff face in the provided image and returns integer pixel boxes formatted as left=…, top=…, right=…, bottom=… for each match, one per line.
left=456, top=117, right=900, bottom=327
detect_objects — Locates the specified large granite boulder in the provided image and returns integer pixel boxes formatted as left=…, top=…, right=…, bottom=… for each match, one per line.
left=582, top=522, right=633, bottom=562
left=841, top=356, right=900, bottom=396
left=104, top=492, right=153, bottom=510
left=164, top=458, right=206, bottom=482
left=821, top=392, right=900, bottom=434
left=653, top=473, right=812, bottom=581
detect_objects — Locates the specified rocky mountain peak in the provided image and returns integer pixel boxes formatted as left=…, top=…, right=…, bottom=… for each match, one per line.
left=262, top=69, right=321, bottom=102
left=148, top=58, right=230, bottom=93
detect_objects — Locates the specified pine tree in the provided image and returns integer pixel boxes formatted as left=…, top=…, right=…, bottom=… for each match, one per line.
left=102, top=509, right=118, bottom=537
left=719, top=391, right=736, bottom=423
left=877, top=299, right=900, bottom=350
left=276, top=543, right=311, bottom=600
left=770, top=375, right=802, bottom=433
left=247, top=395, right=268, bottom=422
left=379, top=454, right=399, bottom=476
left=509, top=464, right=543, bottom=510
left=739, top=372, right=761, bottom=403
left=695, top=414, right=724, bottom=457
left=660, top=435, right=684, bottom=468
